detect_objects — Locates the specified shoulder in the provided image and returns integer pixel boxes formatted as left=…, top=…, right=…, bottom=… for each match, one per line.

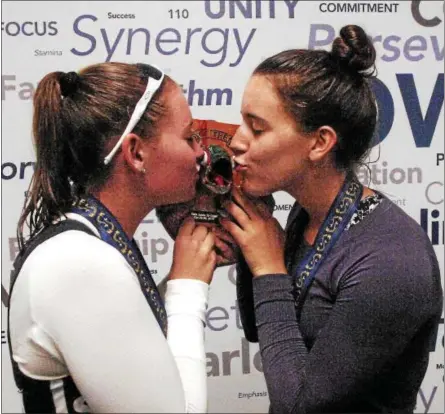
left=26, top=228, right=132, bottom=274
left=18, top=229, right=139, bottom=307
left=337, top=199, right=440, bottom=295
left=346, top=197, right=437, bottom=262
left=369, top=197, right=427, bottom=237
left=12, top=228, right=152, bottom=339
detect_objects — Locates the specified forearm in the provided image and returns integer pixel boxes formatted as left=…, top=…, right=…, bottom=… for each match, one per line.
left=165, top=279, right=209, bottom=413
left=253, top=274, right=310, bottom=413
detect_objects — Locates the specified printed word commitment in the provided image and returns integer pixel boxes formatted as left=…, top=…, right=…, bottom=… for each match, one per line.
left=319, top=2, right=399, bottom=13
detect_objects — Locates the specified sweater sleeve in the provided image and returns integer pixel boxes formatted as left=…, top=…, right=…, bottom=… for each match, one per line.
left=252, top=241, right=442, bottom=413
left=236, top=202, right=306, bottom=344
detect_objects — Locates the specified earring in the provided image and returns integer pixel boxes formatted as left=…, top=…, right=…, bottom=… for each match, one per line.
left=141, top=167, right=146, bottom=174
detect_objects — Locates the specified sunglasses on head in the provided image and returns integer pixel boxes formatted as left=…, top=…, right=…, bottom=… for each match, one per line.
left=103, top=63, right=165, bottom=166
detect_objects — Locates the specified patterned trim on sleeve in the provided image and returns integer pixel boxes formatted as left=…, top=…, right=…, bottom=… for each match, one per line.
left=346, top=193, right=384, bottom=230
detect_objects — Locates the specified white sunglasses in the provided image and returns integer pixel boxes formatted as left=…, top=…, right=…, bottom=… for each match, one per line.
left=103, top=64, right=165, bottom=165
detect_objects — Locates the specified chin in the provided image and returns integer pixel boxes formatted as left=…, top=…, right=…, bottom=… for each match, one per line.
left=175, top=187, right=197, bottom=204
left=156, top=188, right=195, bottom=206
left=240, top=181, right=271, bottom=198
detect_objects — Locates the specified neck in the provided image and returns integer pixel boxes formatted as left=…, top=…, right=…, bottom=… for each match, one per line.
left=290, top=168, right=348, bottom=240
left=91, top=176, right=153, bottom=239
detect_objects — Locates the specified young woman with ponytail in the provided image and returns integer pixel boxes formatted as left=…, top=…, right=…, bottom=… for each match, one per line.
left=9, top=62, right=215, bottom=413
left=219, top=25, right=443, bottom=413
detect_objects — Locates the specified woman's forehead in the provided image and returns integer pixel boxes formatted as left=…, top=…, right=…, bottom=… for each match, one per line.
left=242, top=76, right=284, bottom=116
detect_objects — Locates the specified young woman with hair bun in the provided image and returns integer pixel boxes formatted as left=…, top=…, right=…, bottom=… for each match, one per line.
left=220, top=25, right=443, bottom=413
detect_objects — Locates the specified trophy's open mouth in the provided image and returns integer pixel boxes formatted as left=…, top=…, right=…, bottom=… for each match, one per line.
left=201, top=145, right=233, bottom=195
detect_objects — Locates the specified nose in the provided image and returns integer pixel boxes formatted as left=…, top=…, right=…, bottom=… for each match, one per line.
left=230, top=125, right=249, bottom=156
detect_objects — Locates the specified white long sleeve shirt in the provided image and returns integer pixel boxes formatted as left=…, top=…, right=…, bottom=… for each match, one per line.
left=9, top=213, right=209, bottom=413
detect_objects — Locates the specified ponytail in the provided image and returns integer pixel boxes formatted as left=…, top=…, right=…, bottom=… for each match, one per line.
left=17, top=72, right=73, bottom=249
left=17, top=62, right=174, bottom=250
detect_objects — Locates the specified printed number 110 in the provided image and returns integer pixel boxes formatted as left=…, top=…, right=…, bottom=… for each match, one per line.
left=168, top=9, right=189, bottom=18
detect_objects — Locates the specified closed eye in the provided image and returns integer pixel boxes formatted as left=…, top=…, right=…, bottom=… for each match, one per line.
left=243, top=112, right=267, bottom=134
left=250, top=121, right=265, bottom=135
left=186, top=135, right=197, bottom=145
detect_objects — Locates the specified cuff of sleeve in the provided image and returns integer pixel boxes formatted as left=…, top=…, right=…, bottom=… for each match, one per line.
left=165, top=279, right=209, bottom=323
left=253, top=274, right=297, bottom=324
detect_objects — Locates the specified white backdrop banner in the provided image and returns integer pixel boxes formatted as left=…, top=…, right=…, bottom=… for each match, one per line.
left=1, top=1, right=444, bottom=413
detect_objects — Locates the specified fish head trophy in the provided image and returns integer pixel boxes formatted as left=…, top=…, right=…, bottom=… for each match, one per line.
left=156, top=119, right=275, bottom=266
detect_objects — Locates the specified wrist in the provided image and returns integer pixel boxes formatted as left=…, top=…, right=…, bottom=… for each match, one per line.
left=252, top=265, right=287, bottom=278
left=168, top=273, right=210, bottom=285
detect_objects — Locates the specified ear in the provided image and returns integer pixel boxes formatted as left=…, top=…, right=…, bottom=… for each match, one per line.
left=121, top=133, right=147, bottom=174
left=308, top=126, right=338, bottom=163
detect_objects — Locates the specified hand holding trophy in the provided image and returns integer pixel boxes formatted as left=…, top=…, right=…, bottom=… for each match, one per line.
left=156, top=119, right=275, bottom=266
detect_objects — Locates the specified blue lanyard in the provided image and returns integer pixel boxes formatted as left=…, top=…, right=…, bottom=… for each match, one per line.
left=289, top=173, right=363, bottom=310
left=72, top=196, right=167, bottom=336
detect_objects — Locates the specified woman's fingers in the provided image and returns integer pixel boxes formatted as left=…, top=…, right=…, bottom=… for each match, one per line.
left=219, top=217, right=245, bottom=246
left=199, top=228, right=215, bottom=253
left=223, top=199, right=252, bottom=230
left=192, top=225, right=210, bottom=241
left=212, top=227, right=236, bottom=245
left=214, top=235, right=233, bottom=257
left=177, top=217, right=196, bottom=237
left=230, top=187, right=259, bottom=220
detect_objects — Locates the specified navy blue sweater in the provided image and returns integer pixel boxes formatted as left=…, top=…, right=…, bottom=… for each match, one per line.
left=237, top=197, right=443, bottom=413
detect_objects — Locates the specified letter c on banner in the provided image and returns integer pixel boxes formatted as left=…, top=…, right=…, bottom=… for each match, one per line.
left=412, top=0, right=443, bottom=27
left=426, top=181, right=444, bottom=205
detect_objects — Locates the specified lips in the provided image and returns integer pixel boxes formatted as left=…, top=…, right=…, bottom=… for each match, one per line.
left=232, top=158, right=247, bottom=190
left=234, top=160, right=247, bottom=172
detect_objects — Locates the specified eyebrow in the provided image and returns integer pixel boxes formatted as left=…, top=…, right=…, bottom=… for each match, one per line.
left=182, top=119, right=193, bottom=136
left=184, top=119, right=193, bottom=131
left=243, top=112, right=267, bottom=124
